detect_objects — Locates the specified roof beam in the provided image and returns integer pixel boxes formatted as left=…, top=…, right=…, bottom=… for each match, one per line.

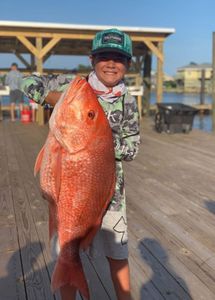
left=17, top=35, right=62, bottom=60
left=15, top=51, right=31, bottom=68
left=141, top=39, right=164, bottom=62
left=17, top=35, right=39, bottom=57
left=39, top=37, right=61, bottom=59
left=0, top=31, right=95, bottom=39
left=0, top=30, right=166, bottom=42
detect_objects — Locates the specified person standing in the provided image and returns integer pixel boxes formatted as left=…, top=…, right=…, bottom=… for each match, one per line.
left=5, top=63, right=23, bottom=121
left=21, top=28, right=140, bottom=300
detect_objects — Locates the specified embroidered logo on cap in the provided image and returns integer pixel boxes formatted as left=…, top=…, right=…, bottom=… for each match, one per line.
left=102, top=32, right=124, bottom=45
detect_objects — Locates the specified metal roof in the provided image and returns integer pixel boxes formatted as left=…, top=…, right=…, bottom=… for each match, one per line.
left=0, top=20, right=175, bottom=84
left=0, top=20, right=175, bottom=61
left=0, top=20, right=175, bottom=35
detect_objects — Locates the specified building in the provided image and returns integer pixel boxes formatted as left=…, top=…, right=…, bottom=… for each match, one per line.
left=175, top=62, right=212, bottom=93
left=151, top=70, right=175, bottom=89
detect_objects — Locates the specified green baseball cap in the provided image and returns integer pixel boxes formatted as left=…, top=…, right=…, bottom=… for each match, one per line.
left=91, top=28, right=132, bottom=58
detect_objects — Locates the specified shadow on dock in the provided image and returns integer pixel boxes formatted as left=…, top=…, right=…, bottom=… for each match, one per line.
left=204, top=200, right=215, bottom=215
left=0, top=241, right=57, bottom=300
left=138, top=238, right=192, bottom=300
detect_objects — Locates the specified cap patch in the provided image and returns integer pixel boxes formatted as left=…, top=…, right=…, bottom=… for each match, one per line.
left=102, top=32, right=124, bottom=46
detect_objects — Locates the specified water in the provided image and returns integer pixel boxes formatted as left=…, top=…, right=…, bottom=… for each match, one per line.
left=1, top=92, right=213, bottom=132
left=150, top=92, right=213, bottom=132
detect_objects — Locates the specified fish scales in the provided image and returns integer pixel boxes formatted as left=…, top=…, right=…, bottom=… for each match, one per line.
left=34, top=76, right=116, bottom=299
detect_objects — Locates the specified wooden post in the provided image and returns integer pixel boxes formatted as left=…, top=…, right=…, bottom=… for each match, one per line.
left=136, top=74, right=143, bottom=119
left=143, top=52, right=152, bottom=115
left=156, top=42, right=163, bottom=103
left=36, top=37, right=43, bottom=74
left=30, top=54, right=35, bottom=72
left=212, top=32, right=215, bottom=131
left=0, top=96, right=2, bottom=121
left=36, top=37, right=44, bottom=126
left=200, top=69, right=205, bottom=105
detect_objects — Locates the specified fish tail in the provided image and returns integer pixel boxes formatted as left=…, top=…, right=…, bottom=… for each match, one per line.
left=51, top=256, right=89, bottom=299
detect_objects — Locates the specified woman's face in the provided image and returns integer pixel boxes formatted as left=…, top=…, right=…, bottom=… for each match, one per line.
left=90, top=52, right=130, bottom=87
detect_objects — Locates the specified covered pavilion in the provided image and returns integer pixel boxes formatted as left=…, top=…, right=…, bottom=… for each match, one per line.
left=0, top=21, right=175, bottom=124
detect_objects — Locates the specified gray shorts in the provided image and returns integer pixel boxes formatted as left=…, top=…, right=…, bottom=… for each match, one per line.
left=50, top=209, right=128, bottom=261
left=90, top=209, right=129, bottom=260
left=10, top=89, right=23, bottom=104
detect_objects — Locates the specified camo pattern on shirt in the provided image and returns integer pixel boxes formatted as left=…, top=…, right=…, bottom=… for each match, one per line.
left=21, top=74, right=75, bottom=105
left=21, top=74, right=140, bottom=211
left=98, top=95, right=140, bottom=211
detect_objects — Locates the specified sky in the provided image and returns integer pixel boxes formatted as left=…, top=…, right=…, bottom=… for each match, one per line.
left=0, top=0, right=215, bottom=76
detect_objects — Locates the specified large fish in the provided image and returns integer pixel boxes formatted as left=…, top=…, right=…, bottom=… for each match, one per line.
left=34, top=76, right=116, bottom=299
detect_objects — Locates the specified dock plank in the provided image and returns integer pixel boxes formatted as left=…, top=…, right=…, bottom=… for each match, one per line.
left=1, top=118, right=215, bottom=299
left=11, top=122, right=115, bottom=300
left=0, top=251, right=27, bottom=300
left=0, top=122, right=27, bottom=300
left=127, top=201, right=215, bottom=300
left=125, top=119, right=215, bottom=299
left=3, top=122, right=55, bottom=300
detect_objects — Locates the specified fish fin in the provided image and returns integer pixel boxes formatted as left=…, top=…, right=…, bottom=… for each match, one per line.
left=51, top=256, right=89, bottom=299
left=34, top=146, right=45, bottom=176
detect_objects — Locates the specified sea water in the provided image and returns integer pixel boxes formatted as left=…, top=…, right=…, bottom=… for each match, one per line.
left=1, top=92, right=213, bottom=132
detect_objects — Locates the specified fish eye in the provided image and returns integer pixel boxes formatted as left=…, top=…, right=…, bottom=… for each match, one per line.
left=88, top=110, right=95, bottom=120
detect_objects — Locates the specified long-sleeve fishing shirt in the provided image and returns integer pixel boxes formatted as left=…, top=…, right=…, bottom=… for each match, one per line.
left=21, top=74, right=140, bottom=211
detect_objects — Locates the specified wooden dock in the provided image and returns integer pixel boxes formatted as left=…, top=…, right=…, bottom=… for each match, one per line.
left=0, top=118, right=215, bottom=300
